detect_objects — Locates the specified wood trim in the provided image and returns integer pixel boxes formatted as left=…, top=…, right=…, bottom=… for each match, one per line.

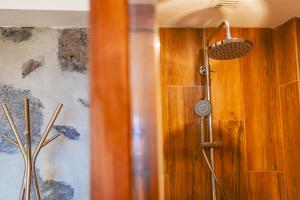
left=89, top=0, right=132, bottom=199
left=129, top=4, right=160, bottom=200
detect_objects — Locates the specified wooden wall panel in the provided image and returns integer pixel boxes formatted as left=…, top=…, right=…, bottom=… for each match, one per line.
left=248, top=172, right=286, bottom=200
left=206, top=28, right=245, bottom=120
left=160, top=25, right=290, bottom=200
left=296, top=18, right=300, bottom=80
left=274, top=18, right=298, bottom=84
left=214, top=120, right=248, bottom=200
left=159, top=28, right=204, bottom=87
left=280, top=82, right=300, bottom=200
left=166, top=86, right=211, bottom=200
left=90, top=0, right=131, bottom=199
left=160, top=28, right=206, bottom=200
left=240, top=28, right=283, bottom=171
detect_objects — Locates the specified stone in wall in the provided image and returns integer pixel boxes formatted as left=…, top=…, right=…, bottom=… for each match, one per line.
left=0, top=27, right=33, bottom=42
left=58, top=28, right=88, bottom=73
left=30, top=169, right=75, bottom=200
left=53, top=125, right=81, bottom=140
left=78, top=98, right=89, bottom=108
left=41, top=179, right=75, bottom=200
left=0, top=84, right=44, bottom=154
left=21, top=57, right=45, bottom=78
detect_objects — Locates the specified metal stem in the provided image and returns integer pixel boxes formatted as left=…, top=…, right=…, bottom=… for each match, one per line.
left=2, top=104, right=27, bottom=159
left=24, top=98, right=32, bottom=200
left=19, top=167, right=26, bottom=200
left=203, top=35, right=216, bottom=200
left=202, top=21, right=232, bottom=200
left=42, top=134, right=61, bottom=147
left=2, top=101, right=63, bottom=200
left=1, top=135, right=18, bottom=146
left=2, top=104, right=29, bottom=200
left=32, top=104, right=63, bottom=200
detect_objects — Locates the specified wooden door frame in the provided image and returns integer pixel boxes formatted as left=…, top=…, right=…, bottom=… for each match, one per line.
left=90, top=0, right=132, bottom=199
left=90, top=0, right=160, bottom=199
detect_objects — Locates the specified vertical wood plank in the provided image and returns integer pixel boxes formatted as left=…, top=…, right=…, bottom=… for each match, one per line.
left=296, top=18, right=300, bottom=81
left=166, top=86, right=211, bottom=200
left=248, top=172, right=286, bottom=200
left=89, top=0, right=132, bottom=199
left=159, top=28, right=204, bottom=87
left=214, top=120, right=248, bottom=200
left=280, top=82, right=300, bottom=200
left=274, top=18, right=298, bottom=84
left=241, top=28, right=283, bottom=171
left=206, top=28, right=245, bottom=120
left=129, top=3, right=160, bottom=200
left=160, top=28, right=205, bottom=200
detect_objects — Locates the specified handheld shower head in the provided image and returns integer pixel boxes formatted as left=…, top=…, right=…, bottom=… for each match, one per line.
left=208, top=38, right=253, bottom=60
left=194, top=99, right=212, bottom=117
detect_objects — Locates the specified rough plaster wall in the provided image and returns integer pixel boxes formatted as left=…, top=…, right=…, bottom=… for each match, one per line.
left=0, top=27, right=89, bottom=200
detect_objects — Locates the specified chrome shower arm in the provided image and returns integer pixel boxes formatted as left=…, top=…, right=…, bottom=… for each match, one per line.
left=203, top=20, right=231, bottom=68
left=205, top=20, right=231, bottom=46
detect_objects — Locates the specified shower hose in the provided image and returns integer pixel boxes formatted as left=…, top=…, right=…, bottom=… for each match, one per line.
left=200, top=116, right=228, bottom=200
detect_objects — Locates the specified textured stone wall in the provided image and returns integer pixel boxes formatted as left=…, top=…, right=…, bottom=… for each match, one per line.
left=0, top=27, right=89, bottom=200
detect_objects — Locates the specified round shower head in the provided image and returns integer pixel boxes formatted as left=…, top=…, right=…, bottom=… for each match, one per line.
left=194, top=99, right=212, bottom=117
left=208, top=38, right=253, bottom=60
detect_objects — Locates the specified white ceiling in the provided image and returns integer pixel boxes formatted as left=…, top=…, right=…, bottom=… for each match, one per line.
left=0, top=0, right=298, bottom=28
left=157, top=0, right=300, bottom=28
left=0, top=0, right=88, bottom=11
left=0, top=0, right=88, bottom=27
left=0, top=10, right=88, bottom=27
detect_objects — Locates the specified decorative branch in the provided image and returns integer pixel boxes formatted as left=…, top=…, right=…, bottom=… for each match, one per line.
left=42, top=133, right=61, bottom=147
left=32, top=103, right=63, bottom=200
left=2, top=98, right=63, bottom=200
left=24, top=98, right=32, bottom=200
left=2, top=104, right=27, bottom=159
left=2, top=133, right=62, bottom=148
left=1, top=134, right=18, bottom=146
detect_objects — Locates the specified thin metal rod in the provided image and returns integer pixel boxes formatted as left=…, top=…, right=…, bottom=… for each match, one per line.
left=200, top=117, right=228, bottom=200
left=1, top=135, right=27, bottom=200
left=24, top=98, right=32, bottom=200
left=19, top=161, right=27, bottom=200
left=42, top=134, right=61, bottom=147
left=24, top=98, right=30, bottom=135
left=2, top=104, right=27, bottom=159
left=1, top=135, right=18, bottom=146
left=203, top=32, right=217, bottom=200
left=33, top=103, right=63, bottom=159
left=202, top=21, right=232, bottom=200
left=32, top=104, right=63, bottom=200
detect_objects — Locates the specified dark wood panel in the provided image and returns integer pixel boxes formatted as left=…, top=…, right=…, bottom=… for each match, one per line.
left=274, top=18, right=298, bottom=84
left=160, top=25, right=294, bottom=200
left=296, top=18, right=300, bottom=80
left=89, top=0, right=132, bottom=199
left=166, top=86, right=211, bottom=200
left=205, top=28, right=245, bottom=120
left=280, top=82, right=300, bottom=200
left=241, top=28, right=283, bottom=171
left=159, top=28, right=204, bottom=87
left=248, top=172, right=286, bottom=200
left=160, top=28, right=205, bottom=200
left=214, top=120, right=248, bottom=200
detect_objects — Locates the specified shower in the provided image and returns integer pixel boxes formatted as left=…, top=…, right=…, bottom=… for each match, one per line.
left=195, top=20, right=253, bottom=200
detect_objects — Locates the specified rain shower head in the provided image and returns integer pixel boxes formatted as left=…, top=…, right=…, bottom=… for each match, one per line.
left=208, top=37, right=253, bottom=60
